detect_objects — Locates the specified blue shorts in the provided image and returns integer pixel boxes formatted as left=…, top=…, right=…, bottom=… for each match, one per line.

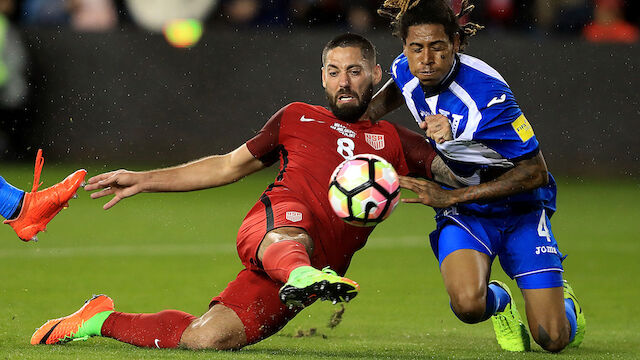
left=430, top=207, right=565, bottom=289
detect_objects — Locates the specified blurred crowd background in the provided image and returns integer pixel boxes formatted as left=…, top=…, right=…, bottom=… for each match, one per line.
left=0, top=0, right=638, bottom=40
left=0, top=0, right=637, bottom=176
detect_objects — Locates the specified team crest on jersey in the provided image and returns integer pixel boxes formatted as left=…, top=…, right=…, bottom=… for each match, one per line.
left=286, top=211, right=303, bottom=222
left=365, top=133, right=385, bottom=150
left=330, top=123, right=356, bottom=138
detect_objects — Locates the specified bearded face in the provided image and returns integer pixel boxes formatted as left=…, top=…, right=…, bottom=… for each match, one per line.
left=326, top=82, right=374, bottom=123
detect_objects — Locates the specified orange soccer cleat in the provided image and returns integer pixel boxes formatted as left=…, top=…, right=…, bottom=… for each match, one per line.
left=4, top=149, right=87, bottom=242
left=31, top=295, right=114, bottom=345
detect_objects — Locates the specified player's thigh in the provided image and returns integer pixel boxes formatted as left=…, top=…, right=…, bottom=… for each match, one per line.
left=439, top=224, right=492, bottom=304
left=207, top=268, right=302, bottom=346
left=522, top=285, right=570, bottom=348
left=237, top=192, right=316, bottom=270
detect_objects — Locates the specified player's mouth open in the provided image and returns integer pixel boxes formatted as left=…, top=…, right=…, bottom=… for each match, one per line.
left=420, top=69, right=436, bottom=76
left=337, top=94, right=357, bottom=103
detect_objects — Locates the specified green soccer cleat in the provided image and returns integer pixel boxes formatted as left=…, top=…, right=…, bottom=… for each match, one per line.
left=279, top=266, right=360, bottom=308
left=489, top=280, right=531, bottom=352
left=563, top=280, right=585, bottom=348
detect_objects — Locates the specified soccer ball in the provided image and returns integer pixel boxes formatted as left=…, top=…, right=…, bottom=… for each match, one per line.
left=328, top=154, right=401, bottom=226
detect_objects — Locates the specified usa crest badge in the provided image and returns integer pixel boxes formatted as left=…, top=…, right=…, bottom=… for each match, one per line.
left=286, top=211, right=303, bottom=222
left=365, top=133, right=385, bottom=150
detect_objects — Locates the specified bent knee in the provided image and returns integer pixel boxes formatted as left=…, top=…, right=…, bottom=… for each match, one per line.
left=532, top=323, right=571, bottom=353
left=181, top=320, right=247, bottom=350
left=450, top=290, right=486, bottom=324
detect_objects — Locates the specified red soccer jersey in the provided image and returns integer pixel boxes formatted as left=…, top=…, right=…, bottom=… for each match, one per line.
left=245, top=102, right=436, bottom=273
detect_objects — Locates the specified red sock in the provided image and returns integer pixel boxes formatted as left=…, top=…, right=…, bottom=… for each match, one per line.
left=261, top=240, right=311, bottom=283
left=101, top=310, right=196, bottom=348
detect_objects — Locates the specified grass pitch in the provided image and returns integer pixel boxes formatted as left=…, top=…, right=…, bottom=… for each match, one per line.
left=1, top=164, right=639, bottom=359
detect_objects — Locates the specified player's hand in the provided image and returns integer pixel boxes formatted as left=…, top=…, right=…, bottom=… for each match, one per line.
left=399, top=175, right=455, bottom=208
left=84, top=169, right=145, bottom=210
left=419, top=114, right=453, bottom=144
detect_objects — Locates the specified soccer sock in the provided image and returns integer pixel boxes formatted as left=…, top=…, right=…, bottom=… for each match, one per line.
left=481, top=283, right=511, bottom=321
left=101, top=310, right=196, bottom=348
left=565, top=298, right=577, bottom=342
left=261, top=240, right=311, bottom=283
left=0, top=176, right=24, bottom=220
left=75, top=310, right=113, bottom=338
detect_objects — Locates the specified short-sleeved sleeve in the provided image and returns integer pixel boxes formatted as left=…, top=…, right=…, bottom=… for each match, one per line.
left=473, top=96, right=540, bottom=161
left=245, top=106, right=285, bottom=166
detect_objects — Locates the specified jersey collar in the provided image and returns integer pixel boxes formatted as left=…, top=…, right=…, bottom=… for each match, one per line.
left=421, top=54, right=460, bottom=97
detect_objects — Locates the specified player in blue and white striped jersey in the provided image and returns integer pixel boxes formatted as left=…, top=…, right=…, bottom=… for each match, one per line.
left=367, top=0, right=585, bottom=353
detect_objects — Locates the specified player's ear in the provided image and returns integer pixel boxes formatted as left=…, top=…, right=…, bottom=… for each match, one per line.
left=372, top=64, right=382, bottom=86
left=321, top=66, right=327, bottom=89
left=453, top=32, right=461, bottom=53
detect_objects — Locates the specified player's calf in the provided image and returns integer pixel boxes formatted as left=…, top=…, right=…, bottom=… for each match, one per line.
left=529, top=282, right=583, bottom=352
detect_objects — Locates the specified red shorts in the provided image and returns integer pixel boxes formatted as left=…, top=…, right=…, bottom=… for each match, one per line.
left=210, top=268, right=304, bottom=344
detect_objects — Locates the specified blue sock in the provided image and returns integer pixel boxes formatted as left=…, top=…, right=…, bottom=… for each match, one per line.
left=565, top=298, right=577, bottom=342
left=481, top=283, right=511, bottom=321
left=0, top=176, right=25, bottom=220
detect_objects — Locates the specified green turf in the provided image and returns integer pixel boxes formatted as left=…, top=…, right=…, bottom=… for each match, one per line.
left=1, top=165, right=638, bottom=359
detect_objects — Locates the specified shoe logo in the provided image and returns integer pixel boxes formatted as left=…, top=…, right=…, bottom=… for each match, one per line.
left=286, top=211, right=303, bottom=222
left=154, top=338, right=161, bottom=348
left=487, top=94, right=506, bottom=108
left=300, top=115, right=324, bottom=123
left=39, top=320, right=63, bottom=344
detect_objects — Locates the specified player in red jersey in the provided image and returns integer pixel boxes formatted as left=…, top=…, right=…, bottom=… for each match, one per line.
left=30, top=33, right=455, bottom=350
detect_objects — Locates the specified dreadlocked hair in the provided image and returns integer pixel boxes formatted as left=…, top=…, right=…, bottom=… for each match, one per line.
left=378, top=0, right=484, bottom=51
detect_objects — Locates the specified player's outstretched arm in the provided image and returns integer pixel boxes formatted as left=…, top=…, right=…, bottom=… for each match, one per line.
left=400, top=151, right=549, bottom=208
left=365, top=79, right=405, bottom=122
left=85, top=144, right=264, bottom=210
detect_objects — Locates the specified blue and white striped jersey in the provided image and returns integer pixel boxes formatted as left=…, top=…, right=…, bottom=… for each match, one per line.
left=391, top=53, right=556, bottom=215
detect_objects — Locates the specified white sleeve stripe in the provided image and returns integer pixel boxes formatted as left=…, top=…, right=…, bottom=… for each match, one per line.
left=449, top=81, right=482, bottom=141
left=459, top=53, right=508, bottom=86
left=401, top=77, right=422, bottom=125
